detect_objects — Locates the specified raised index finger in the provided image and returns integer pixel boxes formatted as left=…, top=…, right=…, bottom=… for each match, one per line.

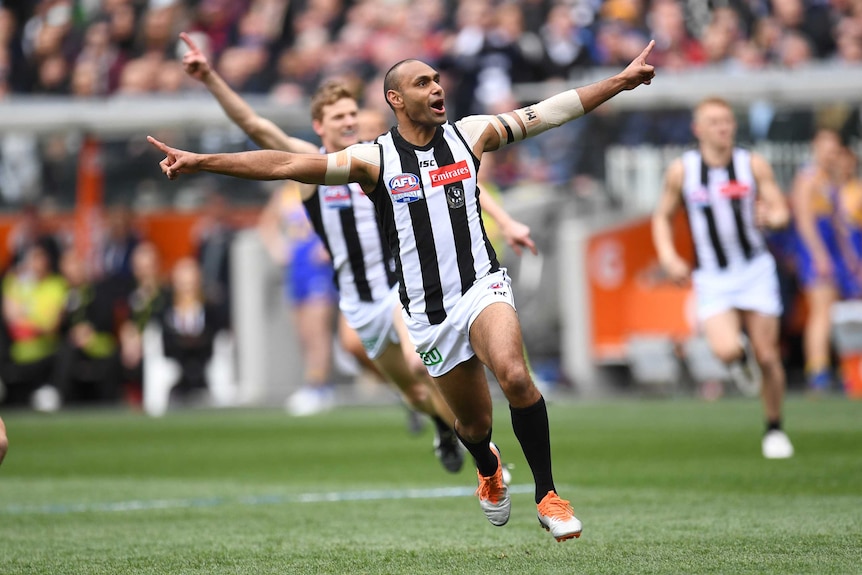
left=179, top=32, right=200, bottom=53
left=639, top=39, right=656, bottom=62
left=147, top=135, right=171, bottom=154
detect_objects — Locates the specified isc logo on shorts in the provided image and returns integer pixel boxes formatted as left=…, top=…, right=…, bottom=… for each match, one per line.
left=488, top=281, right=508, bottom=297
left=419, top=347, right=443, bottom=366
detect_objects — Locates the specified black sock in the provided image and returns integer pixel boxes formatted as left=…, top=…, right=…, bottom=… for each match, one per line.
left=511, top=396, right=556, bottom=504
left=431, top=415, right=451, bottom=435
left=766, top=419, right=782, bottom=433
left=455, top=428, right=497, bottom=477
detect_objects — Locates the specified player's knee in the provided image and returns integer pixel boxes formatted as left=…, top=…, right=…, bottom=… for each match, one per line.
left=495, top=362, right=533, bottom=400
left=713, top=342, right=743, bottom=365
left=0, top=434, right=8, bottom=465
left=753, top=347, right=781, bottom=371
left=401, top=382, right=429, bottom=409
left=407, top=355, right=427, bottom=380
left=457, top=416, right=493, bottom=442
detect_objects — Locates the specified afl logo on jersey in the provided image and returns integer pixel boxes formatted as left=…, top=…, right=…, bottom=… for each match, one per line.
left=322, top=186, right=352, bottom=209
left=688, top=186, right=710, bottom=206
left=389, top=173, right=422, bottom=203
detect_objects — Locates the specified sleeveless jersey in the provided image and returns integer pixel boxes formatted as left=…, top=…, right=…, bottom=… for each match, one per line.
left=371, top=123, right=499, bottom=325
left=302, top=147, right=397, bottom=305
left=681, top=148, right=766, bottom=271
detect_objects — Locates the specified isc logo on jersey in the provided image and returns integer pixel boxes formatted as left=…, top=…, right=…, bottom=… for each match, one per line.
left=389, top=173, right=422, bottom=203
left=323, top=185, right=352, bottom=209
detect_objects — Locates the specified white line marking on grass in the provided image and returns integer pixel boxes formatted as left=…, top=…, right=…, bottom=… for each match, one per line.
left=2, top=484, right=534, bottom=515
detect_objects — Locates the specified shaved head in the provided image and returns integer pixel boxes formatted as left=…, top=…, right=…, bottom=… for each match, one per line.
left=383, top=59, right=421, bottom=110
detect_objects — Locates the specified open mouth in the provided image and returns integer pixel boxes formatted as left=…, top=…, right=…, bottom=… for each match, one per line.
left=430, top=100, right=446, bottom=114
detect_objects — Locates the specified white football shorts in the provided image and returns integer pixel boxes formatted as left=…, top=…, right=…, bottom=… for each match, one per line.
left=403, top=269, right=516, bottom=377
left=340, top=285, right=400, bottom=360
left=692, top=252, right=782, bottom=322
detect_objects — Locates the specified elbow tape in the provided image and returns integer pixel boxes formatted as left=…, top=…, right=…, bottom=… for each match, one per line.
left=325, top=149, right=351, bottom=185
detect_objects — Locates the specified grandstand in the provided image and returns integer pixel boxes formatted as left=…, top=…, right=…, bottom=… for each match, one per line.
left=2, top=0, right=860, bottom=402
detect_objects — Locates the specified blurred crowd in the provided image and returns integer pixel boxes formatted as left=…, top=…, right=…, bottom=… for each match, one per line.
left=0, top=0, right=862, bottom=102
left=0, top=195, right=236, bottom=411
left=2, top=0, right=862, bottom=107
left=1, top=0, right=861, bottom=206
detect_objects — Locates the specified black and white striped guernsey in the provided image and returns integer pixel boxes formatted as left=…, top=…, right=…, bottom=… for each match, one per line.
left=371, top=123, right=500, bottom=325
left=303, top=147, right=397, bottom=305
left=681, top=147, right=766, bottom=272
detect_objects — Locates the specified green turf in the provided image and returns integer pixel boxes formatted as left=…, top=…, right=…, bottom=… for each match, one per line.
left=0, top=397, right=860, bottom=575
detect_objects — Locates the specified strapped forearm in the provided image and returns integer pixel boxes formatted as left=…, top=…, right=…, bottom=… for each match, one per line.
left=497, top=89, right=585, bottom=144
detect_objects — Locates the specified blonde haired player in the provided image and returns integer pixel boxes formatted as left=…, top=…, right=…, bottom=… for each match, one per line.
left=652, top=97, right=794, bottom=459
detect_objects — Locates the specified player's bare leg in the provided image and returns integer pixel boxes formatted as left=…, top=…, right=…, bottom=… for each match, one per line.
left=744, top=311, right=793, bottom=458
left=469, top=302, right=581, bottom=541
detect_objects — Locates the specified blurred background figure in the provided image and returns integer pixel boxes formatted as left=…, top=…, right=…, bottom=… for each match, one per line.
left=258, top=182, right=337, bottom=416
left=53, top=247, right=122, bottom=407
left=6, top=203, right=61, bottom=273
left=0, top=241, right=67, bottom=410
left=356, top=108, right=390, bottom=142
left=190, top=190, right=237, bottom=327
left=159, top=257, right=228, bottom=406
left=95, top=204, right=140, bottom=289
left=118, top=241, right=168, bottom=407
left=790, top=129, right=856, bottom=393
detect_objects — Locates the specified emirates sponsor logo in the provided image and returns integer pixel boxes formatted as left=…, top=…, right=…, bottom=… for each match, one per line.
left=429, top=160, right=471, bottom=186
left=720, top=180, right=750, bottom=199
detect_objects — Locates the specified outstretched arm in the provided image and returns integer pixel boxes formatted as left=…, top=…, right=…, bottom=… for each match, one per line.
left=180, top=32, right=316, bottom=154
left=459, top=40, right=656, bottom=153
left=652, top=159, right=691, bottom=284
left=478, top=192, right=537, bottom=256
left=148, top=137, right=380, bottom=188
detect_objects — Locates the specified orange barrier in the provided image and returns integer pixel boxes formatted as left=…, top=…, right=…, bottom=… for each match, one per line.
left=586, top=213, right=695, bottom=361
left=0, top=209, right=259, bottom=275
left=838, top=355, right=862, bottom=398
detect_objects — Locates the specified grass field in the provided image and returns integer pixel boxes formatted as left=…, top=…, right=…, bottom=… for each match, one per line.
left=0, top=396, right=860, bottom=575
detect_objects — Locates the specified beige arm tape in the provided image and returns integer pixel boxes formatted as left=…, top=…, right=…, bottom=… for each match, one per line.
left=324, top=143, right=380, bottom=185
left=509, top=89, right=585, bottom=140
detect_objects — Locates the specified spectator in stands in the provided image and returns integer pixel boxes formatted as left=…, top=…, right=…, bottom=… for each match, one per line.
left=190, top=190, right=236, bottom=326
left=6, top=203, right=61, bottom=272
left=647, top=0, right=705, bottom=70
left=53, top=247, right=122, bottom=406
left=0, top=241, right=67, bottom=408
left=160, top=257, right=227, bottom=405
left=118, top=241, right=168, bottom=405
left=790, top=128, right=852, bottom=393
left=96, top=204, right=140, bottom=287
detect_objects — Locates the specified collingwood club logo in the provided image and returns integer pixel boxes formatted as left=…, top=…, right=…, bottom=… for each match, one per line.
left=446, top=186, right=465, bottom=209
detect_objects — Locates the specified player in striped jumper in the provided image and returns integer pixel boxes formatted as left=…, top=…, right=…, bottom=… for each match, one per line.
left=652, top=97, right=794, bottom=459
left=178, top=33, right=531, bottom=473
left=150, top=40, right=657, bottom=541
